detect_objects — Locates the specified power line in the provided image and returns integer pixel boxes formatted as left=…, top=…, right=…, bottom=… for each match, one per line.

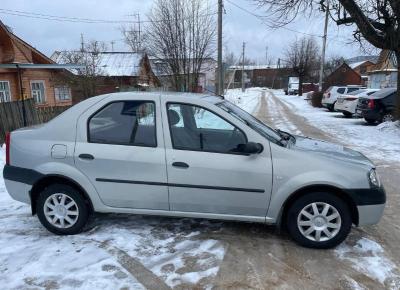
left=0, top=8, right=218, bottom=25
left=224, top=0, right=322, bottom=38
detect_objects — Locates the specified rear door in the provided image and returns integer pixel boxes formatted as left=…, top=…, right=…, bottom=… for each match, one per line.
left=74, top=95, right=169, bottom=210
left=162, top=100, right=273, bottom=218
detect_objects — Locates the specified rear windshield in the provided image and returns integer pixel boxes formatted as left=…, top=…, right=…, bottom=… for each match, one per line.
left=349, top=89, right=366, bottom=95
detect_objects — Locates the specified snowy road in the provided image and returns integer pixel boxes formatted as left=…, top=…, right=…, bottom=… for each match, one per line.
left=1, top=88, right=400, bottom=289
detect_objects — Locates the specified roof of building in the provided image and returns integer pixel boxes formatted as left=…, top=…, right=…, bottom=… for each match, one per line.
left=348, top=60, right=372, bottom=70
left=368, top=50, right=398, bottom=73
left=0, top=20, right=54, bottom=65
left=52, top=51, right=144, bottom=76
left=228, top=64, right=281, bottom=70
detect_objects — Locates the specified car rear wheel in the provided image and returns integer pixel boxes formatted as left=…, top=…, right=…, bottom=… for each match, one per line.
left=365, top=118, right=376, bottom=125
left=36, top=184, right=89, bottom=235
left=381, top=112, right=395, bottom=123
left=343, top=112, right=352, bottom=118
left=286, top=192, right=352, bottom=249
left=328, top=103, right=336, bottom=112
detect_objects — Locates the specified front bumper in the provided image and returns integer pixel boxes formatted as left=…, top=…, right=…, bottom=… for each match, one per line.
left=344, top=186, right=386, bottom=226
left=357, top=204, right=385, bottom=226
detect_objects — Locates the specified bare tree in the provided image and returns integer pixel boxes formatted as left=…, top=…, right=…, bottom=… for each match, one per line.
left=61, top=40, right=107, bottom=100
left=253, top=0, right=400, bottom=118
left=145, top=0, right=216, bottom=92
left=285, top=37, right=320, bottom=96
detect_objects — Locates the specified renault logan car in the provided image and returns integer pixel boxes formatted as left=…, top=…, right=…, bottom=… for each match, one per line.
left=3, top=92, right=386, bottom=249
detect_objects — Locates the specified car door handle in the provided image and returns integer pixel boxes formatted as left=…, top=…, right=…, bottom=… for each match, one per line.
left=79, top=154, right=95, bottom=160
left=172, top=162, right=189, bottom=169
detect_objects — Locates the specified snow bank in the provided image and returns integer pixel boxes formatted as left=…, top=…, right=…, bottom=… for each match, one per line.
left=377, top=121, right=400, bottom=133
left=225, top=87, right=265, bottom=114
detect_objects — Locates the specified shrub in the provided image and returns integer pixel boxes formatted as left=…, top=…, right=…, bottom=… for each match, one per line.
left=311, top=91, right=323, bottom=108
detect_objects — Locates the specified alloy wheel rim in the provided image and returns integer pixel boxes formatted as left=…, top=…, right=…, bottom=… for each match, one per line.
left=44, top=193, right=79, bottom=229
left=382, top=114, right=394, bottom=123
left=297, top=202, right=341, bottom=242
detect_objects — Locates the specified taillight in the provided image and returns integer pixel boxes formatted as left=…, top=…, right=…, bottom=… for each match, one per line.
left=344, top=97, right=357, bottom=101
left=327, top=92, right=331, bottom=98
left=5, top=132, right=10, bottom=165
left=368, top=99, right=375, bottom=109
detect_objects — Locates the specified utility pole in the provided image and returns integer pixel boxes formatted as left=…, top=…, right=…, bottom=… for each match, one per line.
left=111, top=41, right=115, bottom=52
left=319, top=2, right=329, bottom=92
left=80, top=33, right=85, bottom=52
left=271, top=58, right=280, bottom=89
left=242, top=42, right=246, bottom=92
left=126, top=13, right=142, bottom=52
left=217, top=0, right=224, bottom=96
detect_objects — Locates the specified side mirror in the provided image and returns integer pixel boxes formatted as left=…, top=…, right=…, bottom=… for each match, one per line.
left=237, top=142, right=264, bottom=154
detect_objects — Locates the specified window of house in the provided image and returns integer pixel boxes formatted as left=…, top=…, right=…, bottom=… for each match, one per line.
left=88, top=101, right=156, bottom=147
left=55, top=86, right=71, bottom=101
left=0, top=81, right=11, bottom=102
left=167, top=103, right=247, bottom=154
left=31, top=81, right=46, bottom=104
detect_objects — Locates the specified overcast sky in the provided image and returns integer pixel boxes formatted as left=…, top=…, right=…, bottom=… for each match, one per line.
left=0, top=0, right=365, bottom=64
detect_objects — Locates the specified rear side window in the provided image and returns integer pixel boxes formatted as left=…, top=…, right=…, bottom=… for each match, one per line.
left=347, top=88, right=360, bottom=93
left=88, top=101, right=156, bottom=147
left=337, top=88, right=346, bottom=94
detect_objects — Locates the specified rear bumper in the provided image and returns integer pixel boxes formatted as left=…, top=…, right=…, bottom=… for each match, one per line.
left=3, top=165, right=43, bottom=204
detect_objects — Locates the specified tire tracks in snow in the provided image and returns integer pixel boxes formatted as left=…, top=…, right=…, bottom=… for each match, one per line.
left=99, top=240, right=172, bottom=290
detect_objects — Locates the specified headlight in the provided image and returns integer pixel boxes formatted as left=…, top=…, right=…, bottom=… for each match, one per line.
left=369, top=169, right=380, bottom=187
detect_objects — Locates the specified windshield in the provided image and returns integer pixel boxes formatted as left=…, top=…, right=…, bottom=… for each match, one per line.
left=217, top=100, right=283, bottom=145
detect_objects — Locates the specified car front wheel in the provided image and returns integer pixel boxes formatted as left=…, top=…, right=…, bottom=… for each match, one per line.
left=36, top=184, right=89, bottom=235
left=286, top=192, right=352, bottom=249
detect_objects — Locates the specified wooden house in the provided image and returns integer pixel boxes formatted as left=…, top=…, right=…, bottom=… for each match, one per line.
left=0, top=21, right=73, bottom=107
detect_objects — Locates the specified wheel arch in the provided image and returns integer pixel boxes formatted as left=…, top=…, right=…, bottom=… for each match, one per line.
left=278, top=184, right=359, bottom=229
left=30, top=174, right=94, bottom=215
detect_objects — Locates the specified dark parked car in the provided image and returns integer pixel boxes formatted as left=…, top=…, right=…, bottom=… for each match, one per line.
left=356, top=88, right=396, bottom=124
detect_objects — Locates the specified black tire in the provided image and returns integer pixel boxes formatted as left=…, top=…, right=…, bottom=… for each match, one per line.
left=328, top=103, right=335, bottom=112
left=286, top=192, right=352, bottom=249
left=343, top=112, right=352, bottom=118
left=36, top=184, right=90, bottom=235
left=365, top=118, right=376, bottom=125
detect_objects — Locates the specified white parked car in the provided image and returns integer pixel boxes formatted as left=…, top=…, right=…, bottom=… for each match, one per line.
left=322, top=86, right=365, bottom=111
left=334, top=89, right=380, bottom=117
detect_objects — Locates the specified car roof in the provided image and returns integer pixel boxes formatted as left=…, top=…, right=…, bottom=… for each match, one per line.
left=369, top=88, right=396, bottom=99
left=101, top=91, right=223, bottom=104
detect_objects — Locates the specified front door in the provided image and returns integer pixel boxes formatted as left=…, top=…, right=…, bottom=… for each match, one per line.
left=164, top=102, right=272, bottom=217
left=74, top=98, right=169, bottom=210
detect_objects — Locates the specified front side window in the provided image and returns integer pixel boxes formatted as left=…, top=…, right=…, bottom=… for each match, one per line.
left=31, top=81, right=46, bottom=104
left=0, top=81, right=11, bottom=102
left=55, top=86, right=71, bottom=101
left=89, top=101, right=156, bottom=147
left=167, top=103, right=246, bottom=153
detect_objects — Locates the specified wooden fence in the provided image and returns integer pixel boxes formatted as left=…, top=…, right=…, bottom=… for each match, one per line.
left=0, top=98, right=71, bottom=143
